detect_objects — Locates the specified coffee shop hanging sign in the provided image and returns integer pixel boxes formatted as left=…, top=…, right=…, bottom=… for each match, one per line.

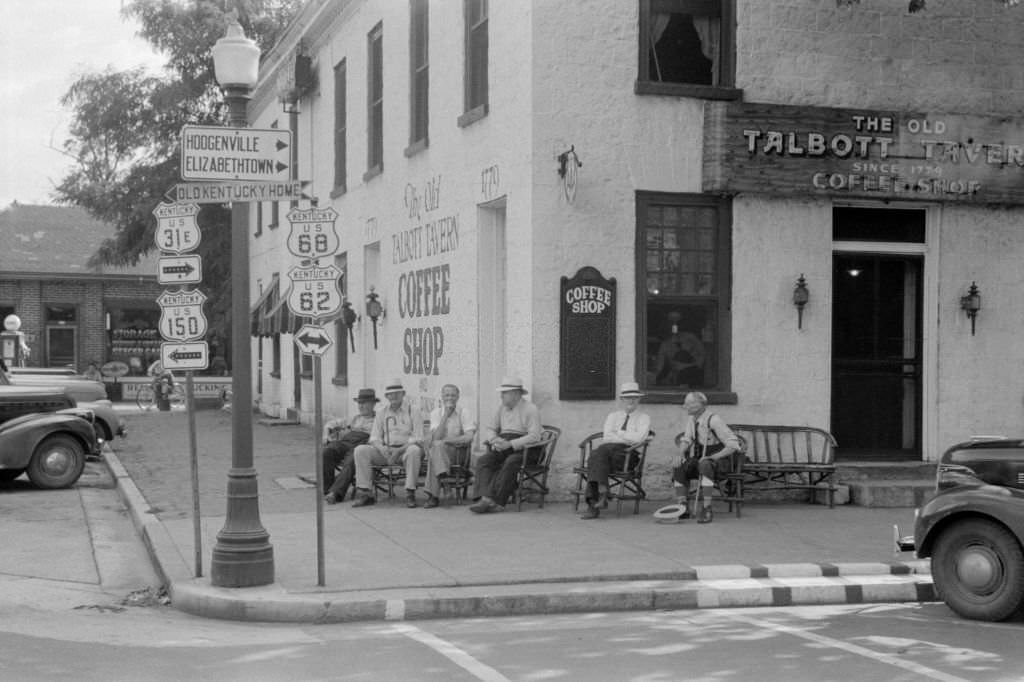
left=703, top=101, right=1024, bottom=205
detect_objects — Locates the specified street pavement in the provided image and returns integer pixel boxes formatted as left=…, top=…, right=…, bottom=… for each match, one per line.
left=106, top=404, right=935, bottom=624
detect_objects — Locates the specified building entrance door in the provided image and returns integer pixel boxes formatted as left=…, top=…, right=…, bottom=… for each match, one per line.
left=46, top=326, right=77, bottom=368
left=831, top=254, right=922, bottom=459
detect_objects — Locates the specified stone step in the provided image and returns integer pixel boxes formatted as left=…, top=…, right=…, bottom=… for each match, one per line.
left=836, top=462, right=936, bottom=481
left=846, top=478, right=935, bottom=508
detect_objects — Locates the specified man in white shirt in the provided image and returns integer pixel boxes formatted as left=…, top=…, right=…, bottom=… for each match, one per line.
left=422, top=384, right=477, bottom=508
left=581, top=381, right=652, bottom=519
left=351, top=379, right=425, bottom=508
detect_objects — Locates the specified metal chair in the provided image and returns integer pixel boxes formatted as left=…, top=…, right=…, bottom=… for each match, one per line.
left=673, top=431, right=747, bottom=518
left=512, top=425, right=561, bottom=510
left=572, top=430, right=654, bottom=515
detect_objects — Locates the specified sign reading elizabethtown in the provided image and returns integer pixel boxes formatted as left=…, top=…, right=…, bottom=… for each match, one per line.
left=179, top=125, right=292, bottom=182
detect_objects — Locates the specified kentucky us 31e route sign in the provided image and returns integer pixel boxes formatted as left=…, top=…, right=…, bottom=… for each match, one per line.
left=180, top=125, right=292, bottom=182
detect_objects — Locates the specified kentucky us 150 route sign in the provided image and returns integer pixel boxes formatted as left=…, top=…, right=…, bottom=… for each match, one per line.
left=157, top=289, right=208, bottom=342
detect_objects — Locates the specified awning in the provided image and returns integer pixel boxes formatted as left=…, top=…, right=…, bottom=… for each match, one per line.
left=250, top=274, right=279, bottom=337
left=263, top=294, right=307, bottom=336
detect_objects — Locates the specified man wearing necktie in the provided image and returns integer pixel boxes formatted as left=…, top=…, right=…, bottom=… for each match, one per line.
left=581, top=382, right=652, bottom=519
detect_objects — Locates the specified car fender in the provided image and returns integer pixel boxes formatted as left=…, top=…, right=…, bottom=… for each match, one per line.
left=0, top=413, right=99, bottom=469
left=914, top=485, right=1024, bottom=558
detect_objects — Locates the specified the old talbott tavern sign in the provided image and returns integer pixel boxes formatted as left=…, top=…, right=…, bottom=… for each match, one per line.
left=560, top=266, right=616, bottom=400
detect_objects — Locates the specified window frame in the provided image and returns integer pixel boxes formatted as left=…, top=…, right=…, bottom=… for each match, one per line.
left=636, top=0, right=741, bottom=101
left=458, top=0, right=488, bottom=128
left=407, top=0, right=429, bottom=155
left=635, top=191, right=735, bottom=404
left=332, top=58, right=347, bottom=197
left=365, top=22, right=384, bottom=181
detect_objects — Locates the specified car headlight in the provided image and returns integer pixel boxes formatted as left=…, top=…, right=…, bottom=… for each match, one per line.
left=936, top=463, right=980, bottom=490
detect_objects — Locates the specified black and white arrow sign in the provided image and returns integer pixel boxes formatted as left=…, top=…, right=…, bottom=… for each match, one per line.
left=158, top=255, right=203, bottom=285
left=294, top=324, right=333, bottom=357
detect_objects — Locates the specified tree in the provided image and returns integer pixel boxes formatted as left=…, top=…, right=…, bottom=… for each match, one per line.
left=55, top=0, right=301, bottom=366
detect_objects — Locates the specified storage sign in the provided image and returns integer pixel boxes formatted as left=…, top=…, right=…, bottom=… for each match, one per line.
left=180, top=125, right=291, bottom=182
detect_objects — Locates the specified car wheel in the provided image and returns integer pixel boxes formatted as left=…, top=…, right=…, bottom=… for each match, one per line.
left=26, top=435, right=86, bottom=489
left=932, top=518, right=1024, bottom=621
left=0, top=469, right=25, bottom=482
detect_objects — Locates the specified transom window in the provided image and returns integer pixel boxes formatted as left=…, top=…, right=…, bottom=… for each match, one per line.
left=637, top=192, right=733, bottom=401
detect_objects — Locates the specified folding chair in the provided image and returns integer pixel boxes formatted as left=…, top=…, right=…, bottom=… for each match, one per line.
left=572, top=430, right=654, bottom=515
left=512, top=425, right=561, bottom=510
left=673, top=431, right=746, bottom=518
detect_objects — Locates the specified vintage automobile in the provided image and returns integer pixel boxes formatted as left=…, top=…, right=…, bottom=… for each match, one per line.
left=0, top=370, right=123, bottom=442
left=4, top=369, right=106, bottom=402
left=899, top=436, right=1024, bottom=621
left=0, top=385, right=99, bottom=489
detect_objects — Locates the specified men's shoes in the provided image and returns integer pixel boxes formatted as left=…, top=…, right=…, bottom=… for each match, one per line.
left=351, top=492, right=375, bottom=507
left=580, top=505, right=600, bottom=520
left=405, top=490, right=419, bottom=508
left=324, top=493, right=339, bottom=505
left=470, top=497, right=503, bottom=514
left=424, top=495, right=439, bottom=509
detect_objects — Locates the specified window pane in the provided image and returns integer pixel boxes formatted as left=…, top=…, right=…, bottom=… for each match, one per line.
left=646, top=301, right=717, bottom=389
left=648, top=11, right=716, bottom=86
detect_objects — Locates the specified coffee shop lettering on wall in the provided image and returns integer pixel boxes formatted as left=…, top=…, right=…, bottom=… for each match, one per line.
left=703, top=102, right=1024, bottom=204
left=392, top=174, right=459, bottom=379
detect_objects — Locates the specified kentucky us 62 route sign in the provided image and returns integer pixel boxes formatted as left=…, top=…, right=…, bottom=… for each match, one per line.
left=286, top=264, right=343, bottom=321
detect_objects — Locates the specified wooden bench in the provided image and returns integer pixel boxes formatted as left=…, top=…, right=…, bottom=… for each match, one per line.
left=729, top=424, right=838, bottom=507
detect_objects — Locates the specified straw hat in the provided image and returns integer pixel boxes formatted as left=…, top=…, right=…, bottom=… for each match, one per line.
left=383, top=379, right=405, bottom=395
left=619, top=381, right=644, bottom=398
left=496, top=376, right=528, bottom=394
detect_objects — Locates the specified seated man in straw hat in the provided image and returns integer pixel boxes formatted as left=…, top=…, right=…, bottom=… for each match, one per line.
left=469, top=376, right=542, bottom=514
left=580, top=381, right=652, bottom=520
left=422, top=383, right=477, bottom=508
left=321, top=387, right=379, bottom=504
left=351, top=379, right=425, bottom=508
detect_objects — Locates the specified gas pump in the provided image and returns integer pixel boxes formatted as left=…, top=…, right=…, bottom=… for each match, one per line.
left=1, top=314, right=30, bottom=368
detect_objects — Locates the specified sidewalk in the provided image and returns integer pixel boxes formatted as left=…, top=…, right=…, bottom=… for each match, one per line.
left=106, top=406, right=935, bottom=623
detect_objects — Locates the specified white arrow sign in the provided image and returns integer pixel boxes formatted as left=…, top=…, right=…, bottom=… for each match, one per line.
left=286, top=264, right=343, bottom=320
left=161, top=341, right=209, bottom=371
left=153, top=202, right=201, bottom=254
left=294, top=324, right=333, bottom=356
left=180, top=125, right=291, bottom=182
left=158, top=255, right=203, bottom=285
left=157, top=289, right=208, bottom=342
left=286, top=207, right=340, bottom=260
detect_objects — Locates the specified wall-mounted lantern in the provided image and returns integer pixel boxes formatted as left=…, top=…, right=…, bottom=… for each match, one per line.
left=366, top=286, right=384, bottom=349
left=793, top=274, right=809, bottom=330
left=960, top=281, right=981, bottom=336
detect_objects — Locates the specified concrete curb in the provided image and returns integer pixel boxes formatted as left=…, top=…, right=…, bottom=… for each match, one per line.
left=103, top=447, right=938, bottom=624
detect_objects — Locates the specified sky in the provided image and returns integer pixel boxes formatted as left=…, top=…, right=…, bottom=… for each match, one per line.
left=0, top=1, right=166, bottom=208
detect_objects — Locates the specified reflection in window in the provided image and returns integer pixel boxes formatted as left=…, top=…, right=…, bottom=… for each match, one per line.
left=637, top=192, right=731, bottom=394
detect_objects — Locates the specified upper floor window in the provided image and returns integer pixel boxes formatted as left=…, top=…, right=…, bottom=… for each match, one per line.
left=365, top=22, right=384, bottom=179
left=637, top=0, right=740, bottom=100
left=333, top=59, right=347, bottom=195
left=636, top=192, right=734, bottom=402
left=407, top=0, right=429, bottom=154
left=458, top=0, right=488, bottom=127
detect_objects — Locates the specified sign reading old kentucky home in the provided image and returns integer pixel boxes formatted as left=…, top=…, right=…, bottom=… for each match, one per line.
left=703, top=102, right=1024, bottom=204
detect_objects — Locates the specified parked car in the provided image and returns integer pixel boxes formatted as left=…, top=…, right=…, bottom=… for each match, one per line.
left=3, top=369, right=106, bottom=403
left=899, top=436, right=1024, bottom=621
left=0, top=369, right=123, bottom=440
left=0, top=385, right=99, bottom=489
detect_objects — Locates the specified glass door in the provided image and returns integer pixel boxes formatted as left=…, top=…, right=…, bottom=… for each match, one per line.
left=46, top=326, right=77, bottom=368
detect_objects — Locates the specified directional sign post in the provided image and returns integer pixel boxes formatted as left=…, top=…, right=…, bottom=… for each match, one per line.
left=158, top=255, right=203, bottom=286
left=161, top=341, right=209, bottom=371
left=180, top=125, right=291, bottom=182
left=294, top=324, right=333, bottom=356
left=157, top=289, right=208, bottom=342
left=286, top=264, right=343, bottom=321
left=174, top=181, right=310, bottom=204
left=286, top=207, right=340, bottom=261
left=153, top=202, right=201, bottom=254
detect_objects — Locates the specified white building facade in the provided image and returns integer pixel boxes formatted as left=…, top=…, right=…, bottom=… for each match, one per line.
left=246, top=0, right=1024, bottom=496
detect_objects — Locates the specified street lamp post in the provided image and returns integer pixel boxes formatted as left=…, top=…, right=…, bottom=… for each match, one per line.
left=209, top=14, right=274, bottom=587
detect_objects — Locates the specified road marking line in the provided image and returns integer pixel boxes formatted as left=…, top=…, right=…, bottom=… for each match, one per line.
left=391, top=622, right=510, bottom=682
left=724, top=613, right=971, bottom=682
